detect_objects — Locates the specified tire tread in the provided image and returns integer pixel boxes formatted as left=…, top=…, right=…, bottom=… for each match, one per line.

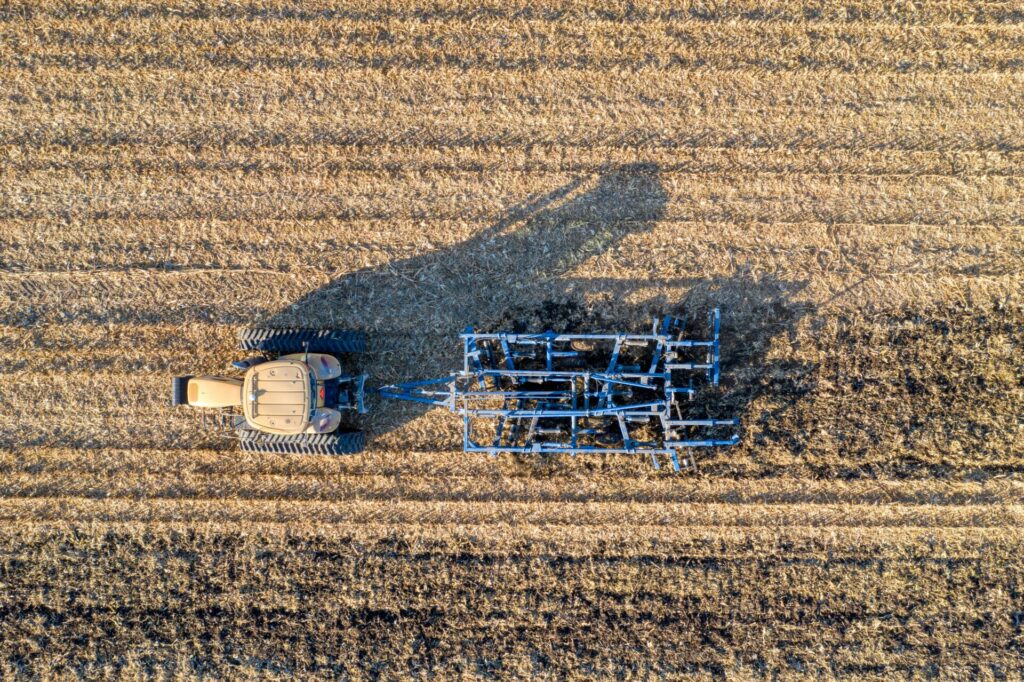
left=238, top=328, right=366, bottom=354
left=237, top=430, right=365, bottom=455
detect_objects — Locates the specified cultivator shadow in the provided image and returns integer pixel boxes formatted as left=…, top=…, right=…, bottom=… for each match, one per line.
left=379, top=309, right=739, bottom=470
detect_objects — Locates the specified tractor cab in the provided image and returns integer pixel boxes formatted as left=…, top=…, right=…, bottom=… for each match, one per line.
left=242, top=359, right=314, bottom=434
left=240, top=353, right=364, bottom=435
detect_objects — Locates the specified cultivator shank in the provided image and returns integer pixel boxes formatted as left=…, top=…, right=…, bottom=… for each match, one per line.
left=379, top=310, right=739, bottom=470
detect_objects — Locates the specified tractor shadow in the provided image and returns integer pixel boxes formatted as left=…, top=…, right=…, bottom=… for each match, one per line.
left=261, top=163, right=816, bottom=457
left=259, top=163, right=669, bottom=437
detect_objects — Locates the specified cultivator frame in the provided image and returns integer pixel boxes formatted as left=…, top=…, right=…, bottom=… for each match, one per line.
left=379, top=310, right=739, bottom=470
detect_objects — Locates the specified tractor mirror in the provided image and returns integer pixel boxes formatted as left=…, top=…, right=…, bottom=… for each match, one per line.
left=231, top=357, right=265, bottom=371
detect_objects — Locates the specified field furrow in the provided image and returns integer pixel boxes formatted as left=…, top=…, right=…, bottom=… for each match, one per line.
left=5, top=16, right=1024, bottom=74
left=2, top=497, right=1024, bottom=528
left=5, top=0, right=1024, bottom=25
left=7, top=70, right=1024, bottom=113
left=5, top=145, right=1024, bottom=180
left=5, top=106, right=1024, bottom=150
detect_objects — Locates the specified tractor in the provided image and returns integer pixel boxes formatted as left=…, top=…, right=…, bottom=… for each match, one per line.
left=172, top=311, right=740, bottom=469
left=171, top=328, right=367, bottom=454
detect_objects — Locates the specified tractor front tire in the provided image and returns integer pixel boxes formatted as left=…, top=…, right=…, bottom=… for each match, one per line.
left=237, top=430, right=365, bottom=455
left=238, top=328, right=366, bottom=354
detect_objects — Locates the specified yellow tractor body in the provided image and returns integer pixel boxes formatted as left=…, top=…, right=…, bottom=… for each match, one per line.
left=171, top=327, right=367, bottom=454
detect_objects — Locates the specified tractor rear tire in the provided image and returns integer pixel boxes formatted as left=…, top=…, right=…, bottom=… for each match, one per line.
left=238, top=328, right=366, bottom=354
left=237, top=429, right=365, bottom=455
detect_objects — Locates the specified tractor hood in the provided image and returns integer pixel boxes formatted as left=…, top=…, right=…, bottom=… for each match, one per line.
left=242, top=359, right=312, bottom=434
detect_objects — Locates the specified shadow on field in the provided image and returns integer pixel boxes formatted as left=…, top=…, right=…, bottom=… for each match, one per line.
left=672, top=273, right=815, bottom=468
left=260, top=162, right=814, bottom=453
left=259, top=163, right=669, bottom=436
left=262, top=162, right=667, bottom=332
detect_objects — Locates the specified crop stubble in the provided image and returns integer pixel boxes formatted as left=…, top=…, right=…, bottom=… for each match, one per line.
left=0, top=0, right=1022, bottom=677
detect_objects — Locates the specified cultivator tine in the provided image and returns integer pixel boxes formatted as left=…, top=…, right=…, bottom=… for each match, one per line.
left=499, top=336, right=515, bottom=370
left=659, top=315, right=686, bottom=339
left=526, top=416, right=539, bottom=444
left=465, top=326, right=485, bottom=373
left=669, top=451, right=681, bottom=472
left=617, top=413, right=631, bottom=449
left=710, top=308, right=721, bottom=386
left=607, top=336, right=623, bottom=373
left=493, top=414, right=507, bottom=449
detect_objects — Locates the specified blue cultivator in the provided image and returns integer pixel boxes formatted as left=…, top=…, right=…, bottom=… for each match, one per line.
left=379, top=309, right=739, bottom=470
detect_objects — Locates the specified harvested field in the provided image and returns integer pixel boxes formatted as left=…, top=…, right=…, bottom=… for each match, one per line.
left=1, top=0, right=1023, bottom=678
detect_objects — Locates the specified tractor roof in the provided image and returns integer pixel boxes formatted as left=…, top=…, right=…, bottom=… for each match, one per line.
left=242, top=359, right=311, bottom=434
